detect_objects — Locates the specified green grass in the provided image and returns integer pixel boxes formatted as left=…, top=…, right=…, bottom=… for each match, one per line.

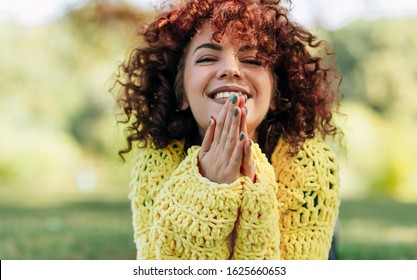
left=336, top=199, right=417, bottom=260
left=0, top=199, right=136, bottom=259
left=1, top=197, right=416, bottom=259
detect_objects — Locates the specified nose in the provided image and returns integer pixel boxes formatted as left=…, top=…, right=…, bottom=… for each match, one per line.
left=216, top=55, right=243, bottom=80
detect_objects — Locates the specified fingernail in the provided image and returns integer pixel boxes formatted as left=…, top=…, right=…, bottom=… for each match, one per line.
left=249, top=139, right=252, bottom=146
left=233, top=107, right=238, bottom=117
left=229, top=93, right=237, bottom=104
left=239, top=132, right=244, bottom=141
left=208, top=116, right=211, bottom=127
left=244, top=106, right=248, bottom=114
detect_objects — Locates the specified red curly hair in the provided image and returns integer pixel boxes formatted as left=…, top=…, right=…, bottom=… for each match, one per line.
left=115, top=0, right=342, bottom=159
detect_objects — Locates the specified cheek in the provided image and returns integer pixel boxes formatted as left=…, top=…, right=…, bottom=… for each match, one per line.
left=184, top=65, right=202, bottom=97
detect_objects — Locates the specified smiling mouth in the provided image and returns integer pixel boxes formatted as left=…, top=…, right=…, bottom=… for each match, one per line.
left=210, top=91, right=249, bottom=100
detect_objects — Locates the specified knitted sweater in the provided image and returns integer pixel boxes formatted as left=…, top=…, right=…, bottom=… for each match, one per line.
left=129, top=137, right=340, bottom=260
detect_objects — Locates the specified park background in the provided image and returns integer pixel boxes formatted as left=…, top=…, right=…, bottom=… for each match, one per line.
left=1, top=0, right=416, bottom=259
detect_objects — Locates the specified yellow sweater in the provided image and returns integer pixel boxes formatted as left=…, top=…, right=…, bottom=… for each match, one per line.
left=129, top=137, right=340, bottom=260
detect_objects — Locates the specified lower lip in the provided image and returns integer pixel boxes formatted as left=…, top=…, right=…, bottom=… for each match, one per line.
left=210, top=97, right=251, bottom=104
left=210, top=98, right=228, bottom=104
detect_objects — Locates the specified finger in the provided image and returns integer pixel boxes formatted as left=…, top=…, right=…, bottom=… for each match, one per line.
left=230, top=131, right=246, bottom=172
left=241, top=139, right=255, bottom=181
left=240, top=103, right=248, bottom=135
left=219, top=93, right=238, bottom=147
left=212, top=98, right=230, bottom=145
left=220, top=104, right=239, bottom=158
left=237, top=94, right=246, bottom=108
left=200, top=116, right=215, bottom=154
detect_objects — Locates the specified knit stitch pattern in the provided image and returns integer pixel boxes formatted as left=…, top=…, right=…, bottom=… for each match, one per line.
left=129, top=137, right=339, bottom=260
left=272, top=137, right=340, bottom=259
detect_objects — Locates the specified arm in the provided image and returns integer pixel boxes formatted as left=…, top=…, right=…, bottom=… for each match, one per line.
left=232, top=144, right=281, bottom=260
left=272, top=138, right=340, bottom=260
left=150, top=146, right=243, bottom=259
left=130, top=140, right=244, bottom=259
left=129, top=140, right=186, bottom=259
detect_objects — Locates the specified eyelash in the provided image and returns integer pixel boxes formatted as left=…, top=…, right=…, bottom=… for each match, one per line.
left=241, top=59, right=261, bottom=66
left=195, top=56, right=217, bottom=64
left=195, top=57, right=261, bottom=66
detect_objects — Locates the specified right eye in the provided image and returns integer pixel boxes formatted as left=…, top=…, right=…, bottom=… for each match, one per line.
left=195, top=56, right=217, bottom=64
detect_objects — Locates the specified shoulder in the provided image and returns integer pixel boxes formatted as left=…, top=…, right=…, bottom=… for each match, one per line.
left=132, top=139, right=187, bottom=168
left=272, top=137, right=336, bottom=162
left=271, top=137, right=338, bottom=178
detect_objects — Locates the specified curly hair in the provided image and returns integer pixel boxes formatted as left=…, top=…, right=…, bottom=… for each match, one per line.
left=114, top=0, right=342, bottom=160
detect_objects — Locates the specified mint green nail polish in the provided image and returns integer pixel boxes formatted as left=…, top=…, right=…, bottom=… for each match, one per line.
left=229, top=93, right=237, bottom=104
left=233, top=107, right=238, bottom=117
left=239, top=132, right=244, bottom=141
left=208, top=117, right=211, bottom=127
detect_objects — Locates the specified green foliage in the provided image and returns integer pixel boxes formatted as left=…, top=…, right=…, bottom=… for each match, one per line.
left=321, top=18, right=417, bottom=200
left=326, top=17, right=417, bottom=116
left=0, top=2, right=416, bottom=202
left=1, top=3, right=417, bottom=259
left=0, top=1, right=145, bottom=189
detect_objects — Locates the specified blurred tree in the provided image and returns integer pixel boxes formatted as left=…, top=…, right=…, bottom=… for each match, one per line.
left=0, top=0, right=150, bottom=189
left=325, top=17, right=417, bottom=117
left=1, top=2, right=417, bottom=200
left=322, top=17, right=417, bottom=200
left=58, top=0, right=152, bottom=156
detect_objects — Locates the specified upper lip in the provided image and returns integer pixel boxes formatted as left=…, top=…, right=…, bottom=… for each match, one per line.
left=207, top=86, right=252, bottom=99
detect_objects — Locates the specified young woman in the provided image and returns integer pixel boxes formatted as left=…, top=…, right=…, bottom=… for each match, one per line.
left=115, top=0, right=342, bottom=259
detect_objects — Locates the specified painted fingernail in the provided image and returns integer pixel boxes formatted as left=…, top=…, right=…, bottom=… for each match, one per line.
left=244, top=106, right=248, bottom=114
left=233, top=107, right=238, bottom=117
left=239, top=132, right=244, bottom=141
left=229, top=93, right=237, bottom=104
left=208, top=116, right=211, bottom=127
left=249, top=139, right=253, bottom=146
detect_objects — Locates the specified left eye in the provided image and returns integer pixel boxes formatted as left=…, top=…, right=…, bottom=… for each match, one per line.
left=241, top=59, right=261, bottom=66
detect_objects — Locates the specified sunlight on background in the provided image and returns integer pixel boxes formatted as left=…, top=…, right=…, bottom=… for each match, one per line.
left=3, top=0, right=417, bottom=27
left=1, top=0, right=416, bottom=201
left=1, top=0, right=417, bottom=259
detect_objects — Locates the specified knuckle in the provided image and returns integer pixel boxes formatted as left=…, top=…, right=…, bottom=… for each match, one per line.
left=226, top=134, right=234, bottom=144
left=216, top=118, right=224, bottom=128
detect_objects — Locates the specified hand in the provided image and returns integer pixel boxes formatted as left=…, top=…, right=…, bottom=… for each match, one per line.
left=238, top=99, right=256, bottom=182
left=198, top=94, right=256, bottom=184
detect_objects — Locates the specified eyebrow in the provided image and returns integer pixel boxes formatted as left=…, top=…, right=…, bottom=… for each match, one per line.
left=192, top=42, right=255, bottom=54
left=193, top=43, right=222, bottom=54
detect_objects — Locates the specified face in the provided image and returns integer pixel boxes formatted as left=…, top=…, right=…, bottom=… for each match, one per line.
left=181, top=24, right=275, bottom=141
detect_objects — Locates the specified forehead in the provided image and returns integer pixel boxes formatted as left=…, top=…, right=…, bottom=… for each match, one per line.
left=189, top=23, right=257, bottom=54
left=189, top=24, right=220, bottom=46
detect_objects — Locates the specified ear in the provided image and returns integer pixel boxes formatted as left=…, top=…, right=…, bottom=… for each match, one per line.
left=269, top=73, right=279, bottom=111
left=269, top=89, right=277, bottom=110
left=269, top=100, right=276, bottom=110
left=180, top=97, right=190, bottom=111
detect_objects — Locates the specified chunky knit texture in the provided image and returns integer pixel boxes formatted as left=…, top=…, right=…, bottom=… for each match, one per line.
left=129, top=137, right=339, bottom=260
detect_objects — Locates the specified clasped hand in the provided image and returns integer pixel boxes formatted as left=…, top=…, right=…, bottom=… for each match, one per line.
left=198, top=93, right=256, bottom=184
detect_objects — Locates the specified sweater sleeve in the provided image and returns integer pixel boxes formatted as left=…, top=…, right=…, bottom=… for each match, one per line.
left=272, top=138, right=340, bottom=260
left=142, top=145, right=244, bottom=259
left=129, top=141, right=186, bottom=259
left=232, top=144, right=281, bottom=260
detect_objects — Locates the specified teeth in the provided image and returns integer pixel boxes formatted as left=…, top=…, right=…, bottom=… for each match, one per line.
left=212, top=91, right=249, bottom=100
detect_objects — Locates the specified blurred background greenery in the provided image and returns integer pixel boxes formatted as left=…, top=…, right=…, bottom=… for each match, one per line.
left=1, top=0, right=416, bottom=259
